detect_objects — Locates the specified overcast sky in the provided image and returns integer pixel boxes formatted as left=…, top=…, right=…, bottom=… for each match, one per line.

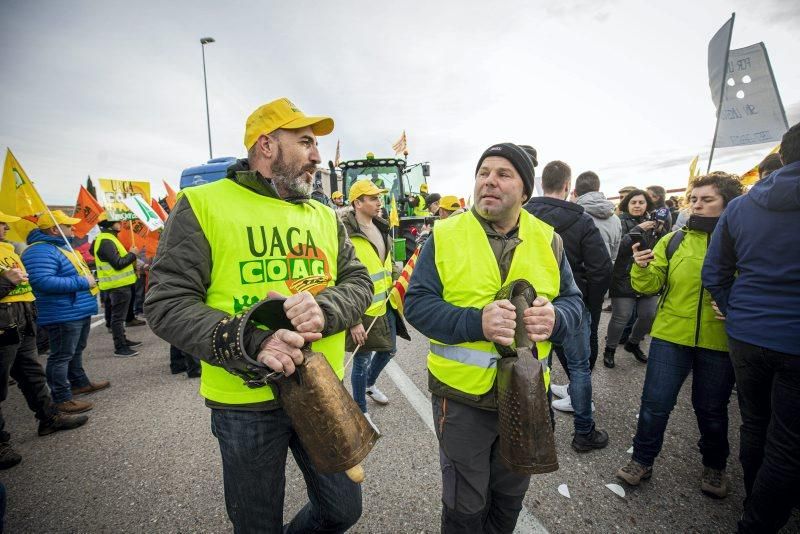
left=1, top=0, right=798, bottom=206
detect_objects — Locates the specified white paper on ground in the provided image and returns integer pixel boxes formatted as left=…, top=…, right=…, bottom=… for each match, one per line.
left=558, top=484, right=570, bottom=499
left=606, top=483, right=626, bottom=498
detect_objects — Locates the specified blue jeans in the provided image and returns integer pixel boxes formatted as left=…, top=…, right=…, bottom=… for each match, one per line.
left=553, top=306, right=594, bottom=434
left=351, top=311, right=396, bottom=413
left=632, top=338, right=735, bottom=469
left=43, top=318, right=91, bottom=404
left=210, top=408, right=362, bottom=534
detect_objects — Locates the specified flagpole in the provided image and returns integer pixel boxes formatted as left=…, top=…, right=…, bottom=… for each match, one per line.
left=707, top=12, right=736, bottom=173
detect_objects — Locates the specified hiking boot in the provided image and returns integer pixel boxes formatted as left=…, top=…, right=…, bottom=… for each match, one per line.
left=616, top=459, right=653, bottom=486
left=603, top=347, right=615, bottom=368
left=126, top=318, right=146, bottom=327
left=364, top=413, right=381, bottom=436
left=572, top=428, right=609, bottom=452
left=114, top=347, right=139, bottom=357
left=552, top=396, right=595, bottom=414
left=54, top=399, right=93, bottom=414
left=38, top=412, right=89, bottom=436
left=125, top=339, right=143, bottom=347
left=550, top=383, right=569, bottom=399
left=701, top=467, right=729, bottom=499
left=0, top=442, right=22, bottom=470
left=624, top=342, right=648, bottom=363
left=366, top=386, right=389, bottom=405
left=72, top=380, right=111, bottom=396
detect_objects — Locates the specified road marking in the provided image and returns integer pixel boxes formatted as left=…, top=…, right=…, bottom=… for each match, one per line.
left=384, top=360, right=549, bottom=534
left=90, top=319, right=105, bottom=329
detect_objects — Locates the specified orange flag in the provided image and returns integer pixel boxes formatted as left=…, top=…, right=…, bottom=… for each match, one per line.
left=73, top=186, right=105, bottom=239
left=150, top=198, right=168, bottom=221
left=118, top=219, right=161, bottom=258
left=163, top=180, right=178, bottom=210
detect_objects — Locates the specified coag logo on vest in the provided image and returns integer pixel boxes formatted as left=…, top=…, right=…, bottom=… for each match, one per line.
left=239, top=225, right=332, bottom=296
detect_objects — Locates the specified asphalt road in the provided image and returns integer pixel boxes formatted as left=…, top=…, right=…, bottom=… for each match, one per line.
left=2, top=311, right=799, bottom=533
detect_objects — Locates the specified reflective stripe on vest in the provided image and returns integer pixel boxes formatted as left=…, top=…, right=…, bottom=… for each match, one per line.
left=92, top=234, right=136, bottom=290
left=183, top=179, right=344, bottom=405
left=351, top=235, right=392, bottom=316
left=0, top=243, right=35, bottom=303
left=427, top=210, right=560, bottom=395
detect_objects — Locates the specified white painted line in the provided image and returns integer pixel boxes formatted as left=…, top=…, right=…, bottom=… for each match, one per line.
left=384, top=360, right=549, bottom=534
left=90, top=319, right=105, bottom=329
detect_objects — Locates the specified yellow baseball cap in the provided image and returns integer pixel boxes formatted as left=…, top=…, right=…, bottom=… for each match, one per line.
left=331, top=191, right=343, bottom=199
left=348, top=180, right=387, bottom=202
left=244, top=98, right=334, bottom=149
left=0, top=210, right=20, bottom=224
left=420, top=183, right=429, bottom=193
left=38, top=210, right=81, bottom=229
left=439, top=195, right=461, bottom=211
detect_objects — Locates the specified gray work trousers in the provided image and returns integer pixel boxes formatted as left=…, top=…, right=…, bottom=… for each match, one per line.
left=432, top=394, right=530, bottom=534
left=606, top=296, right=658, bottom=349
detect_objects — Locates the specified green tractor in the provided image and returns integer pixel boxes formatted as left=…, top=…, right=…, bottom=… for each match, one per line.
left=336, top=154, right=432, bottom=260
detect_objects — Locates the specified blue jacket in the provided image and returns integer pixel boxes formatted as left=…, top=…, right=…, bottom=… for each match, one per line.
left=702, top=160, right=800, bottom=355
left=22, top=229, right=98, bottom=326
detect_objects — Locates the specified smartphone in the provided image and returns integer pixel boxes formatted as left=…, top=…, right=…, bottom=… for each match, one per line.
left=631, top=232, right=649, bottom=251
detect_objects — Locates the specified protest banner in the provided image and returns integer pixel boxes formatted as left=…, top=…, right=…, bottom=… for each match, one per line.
left=98, top=179, right=151, bottom=221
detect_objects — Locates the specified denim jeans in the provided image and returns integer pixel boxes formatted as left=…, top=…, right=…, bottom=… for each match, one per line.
left=632, top=338, right=735, bottom=469
left=552, top=306, right=594, bottom=434
left=728, top=338, right=800, bottom=534
left=351, top=311, right=396, bottom=413
left=210, top=408, right=362, bottom=534
left=43, top=318, right=91, bottom=404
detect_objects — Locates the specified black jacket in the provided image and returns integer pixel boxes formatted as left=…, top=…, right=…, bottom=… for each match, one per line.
left=92, top=230, right=137, bottom=271
left=610, top=212, right=668, bottom=297
left=523, top=197, right=612, bottom=314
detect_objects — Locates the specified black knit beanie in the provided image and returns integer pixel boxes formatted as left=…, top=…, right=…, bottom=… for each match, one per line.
left=475, top=143, right=535, bottom=200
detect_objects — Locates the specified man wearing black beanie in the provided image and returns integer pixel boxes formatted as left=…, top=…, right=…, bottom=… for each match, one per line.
left=405, top=143, right=583, bottom=532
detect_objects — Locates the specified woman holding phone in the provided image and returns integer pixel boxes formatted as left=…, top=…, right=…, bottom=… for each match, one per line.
left=615, top=172, right=743, bottom=498
left=604, top=189, right=665, bottom=368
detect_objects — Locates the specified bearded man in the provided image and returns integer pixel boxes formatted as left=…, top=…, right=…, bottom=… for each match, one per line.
left=145, top=98, right=373, bottom=533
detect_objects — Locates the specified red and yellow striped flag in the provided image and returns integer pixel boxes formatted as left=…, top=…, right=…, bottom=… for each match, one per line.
left=388, top=247, right=420, bottom=315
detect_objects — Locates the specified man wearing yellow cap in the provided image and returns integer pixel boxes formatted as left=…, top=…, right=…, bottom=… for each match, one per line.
left=341, top=181, right=410, bottom=433
left=146, top=97, right=372, bottom=532
left=437, top=196, right=464, bottom=219
left=22, top=210, right=110, bottom=415
left=408, top=182, right=430, bottom=216
left=0, top=210, right=89, bottom=470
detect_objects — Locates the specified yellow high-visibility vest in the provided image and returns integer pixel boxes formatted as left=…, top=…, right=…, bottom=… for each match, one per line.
left=350, top=234, right=392, bottom=316
left=428, top=210, right=560, bottom=395
left=183, top=179, right=345, bottom=405
left=0, top=243, right=35, bottom=303
left=92, top=233, right=136, bottom=290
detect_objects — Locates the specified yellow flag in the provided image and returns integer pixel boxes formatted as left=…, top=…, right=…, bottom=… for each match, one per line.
left=686, top=155, right=700, bottom=189
left=740, top=144, right=780, bottom=186
left=389, top=195, right=400, bottom=228
left=1, top=149, right=47, bottom=242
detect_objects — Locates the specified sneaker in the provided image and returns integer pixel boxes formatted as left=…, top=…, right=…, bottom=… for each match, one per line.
left=114, top=347, right=139, bottom=357
left=624, top=342, right=648, bottom=363
left=571, top=428, right=609, bottom=452
left=126, top=318, right=146, bottom=327
left=54, top=399, right=93, bottom=414
left=364, top=413, right=381, bottom=436
left=366, top=386, right=389, bottom=405
left=0, top=442, right=22, bottom=470
left=72, top=380, right=111, bottom=396
left=552, top=396, right=595, bottom=414
left=700, top=467, right=729, bottom=499
left=38, top=412, right=89, bottom=436
left=616, top=459, right=653, bottom=486
left=125, top=339, right=143, bottom=347
left=551, top=383, right=569, bottom=399
left=603, top=347, right=615, bottom=368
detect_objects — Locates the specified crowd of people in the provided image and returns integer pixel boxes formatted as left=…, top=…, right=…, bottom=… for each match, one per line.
left=0, top=95, right=797, bottom=534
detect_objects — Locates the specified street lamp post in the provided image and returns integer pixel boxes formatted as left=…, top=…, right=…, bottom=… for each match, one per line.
left=200, top=37, right=215, bottom=160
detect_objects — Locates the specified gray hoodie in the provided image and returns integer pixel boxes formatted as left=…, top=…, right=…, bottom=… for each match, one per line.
left=576, top=191, right=621, bottom=260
